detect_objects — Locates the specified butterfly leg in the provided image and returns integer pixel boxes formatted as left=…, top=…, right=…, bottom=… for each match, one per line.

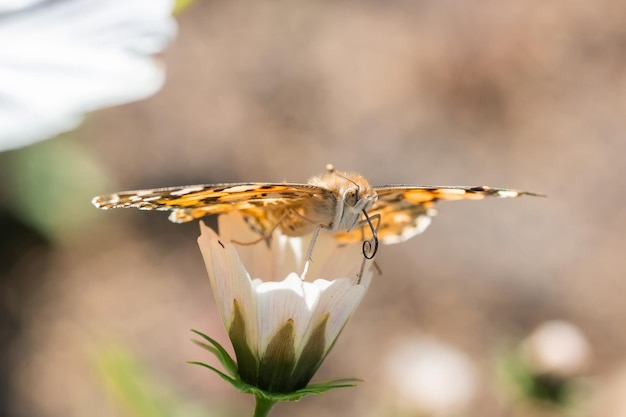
left=274, top=208, right=326, bottom=280
left=301, top=225, right=322, bottom=280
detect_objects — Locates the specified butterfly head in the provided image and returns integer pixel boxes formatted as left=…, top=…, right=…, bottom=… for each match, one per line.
left=310, top=167, right=378, bottom=232
left=338, top=174, right=377, bottom=213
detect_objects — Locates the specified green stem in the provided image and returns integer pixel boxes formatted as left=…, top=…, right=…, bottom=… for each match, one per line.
left=253, top=396, right=276, bottom=417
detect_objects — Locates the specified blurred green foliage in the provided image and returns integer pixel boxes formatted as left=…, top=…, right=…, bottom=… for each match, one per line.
left=95, top=344, right=212, bottom=417
left=496, top=348, right=588, bottom=416
left=174, top=0, right=195, bottom=14
left=1, top=138, right=113, bottom=241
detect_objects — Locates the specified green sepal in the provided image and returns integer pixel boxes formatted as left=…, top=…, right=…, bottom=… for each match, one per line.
left=190, top=329, right=238, bottom=377
left=241, top=377, right=363, bottom=403
left=190, top=330, right=362, bottom=402
left=228, top=300, right=260, bottom=384
left=289, top=313, right=328, bottom=390
left=187, top=360, right=239, bottom=387
left=258, top=319, right=296, bottom=392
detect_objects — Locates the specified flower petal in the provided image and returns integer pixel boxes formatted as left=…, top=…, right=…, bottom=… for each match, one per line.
left=217, top=213, right=274, bottom=280
left=302, top=274, right=371, bottom=356
left=198, top=221, right=260, bottom=356
left=254, top=273, right=320, bottom=357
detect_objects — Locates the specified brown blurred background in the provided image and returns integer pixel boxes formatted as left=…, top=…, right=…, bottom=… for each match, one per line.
left=2, top=0, right=626, bottom=416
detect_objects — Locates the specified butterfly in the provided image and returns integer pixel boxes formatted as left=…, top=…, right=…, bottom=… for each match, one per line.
left=92, top=165, right=540, bottom=258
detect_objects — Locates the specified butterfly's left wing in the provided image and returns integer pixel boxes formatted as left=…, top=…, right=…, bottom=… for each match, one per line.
left=335, top=185, right=539, bottom=244
left=92, top=182, right=332, bottom=225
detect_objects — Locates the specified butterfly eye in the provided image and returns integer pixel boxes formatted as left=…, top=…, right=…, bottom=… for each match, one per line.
left=344, top=188, right=359, bottom=207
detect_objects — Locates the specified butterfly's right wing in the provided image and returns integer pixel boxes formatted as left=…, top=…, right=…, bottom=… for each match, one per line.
left=333, top=186, right=435, bottom=245
left=335, top=185, right=538, bottom=245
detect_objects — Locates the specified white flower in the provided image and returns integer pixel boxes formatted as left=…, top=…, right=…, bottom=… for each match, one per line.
left=384, top=336, right=478, bottom=416
left=197, top=212, right=374, bottom=393
left=0, top=0, right=176, bottom=151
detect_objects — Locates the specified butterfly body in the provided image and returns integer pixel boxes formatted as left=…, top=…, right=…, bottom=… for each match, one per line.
left=92, top=167, right=538, bottom=245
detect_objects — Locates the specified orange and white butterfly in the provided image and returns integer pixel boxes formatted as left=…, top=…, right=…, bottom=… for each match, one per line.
left=92, top=165, right=539, bottom=257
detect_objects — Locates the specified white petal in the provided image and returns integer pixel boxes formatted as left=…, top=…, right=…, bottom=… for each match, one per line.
left=316, top=237, right=368, bottom=279
left=271, top=233, right=307, bottom=280
left=217, top=213, right=274, bottom=280
left=197, top=222, right=260, bottom=354
left=216, top=212, right=370, bottom=282
left=301, top=276, right=370, bottom=354
left=254, top=273, right=322, bottom=355
left=218, top=212, right=308, bottom=281
left=254, top=273, right=372, bottom=356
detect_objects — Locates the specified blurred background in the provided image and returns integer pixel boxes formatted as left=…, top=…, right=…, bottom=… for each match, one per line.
left=2, top=0, right=626, bottom=416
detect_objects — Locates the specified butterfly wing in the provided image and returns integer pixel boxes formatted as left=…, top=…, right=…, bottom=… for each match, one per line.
left=91, top=182, right=331, bottom=224
left=93, top=180, right=538, bottom=243
left=335, top=185, right=539, bottom=244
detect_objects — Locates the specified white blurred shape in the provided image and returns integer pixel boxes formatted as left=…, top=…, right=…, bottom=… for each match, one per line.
left=384, top=336, right=478, bottom=416
left=523, top=320, right=592, bottom=378
left=0, top=0, right=44, bottom=13
left=0, top=0, right=176, bottom=151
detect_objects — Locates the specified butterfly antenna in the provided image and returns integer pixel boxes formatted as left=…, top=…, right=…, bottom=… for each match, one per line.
left=333, top=169, right=361, bottom=193
left=361, top=209, right=379, bottom=259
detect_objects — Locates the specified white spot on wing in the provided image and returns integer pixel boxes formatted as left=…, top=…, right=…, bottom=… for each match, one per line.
left=137, top=190, right=157, bottom=197
left=171, top=186, right=205, bottom=196
left=382, top=215, right=434, bottom=244
left=497, top=190, right=520, bottom=198
left=142, top=196, right=161, bottom=202
left=441, top=189, right=467, bottom=195
left=223, top=185, right=261, bottom=193
left=96, top=194, right=120, bottom=206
